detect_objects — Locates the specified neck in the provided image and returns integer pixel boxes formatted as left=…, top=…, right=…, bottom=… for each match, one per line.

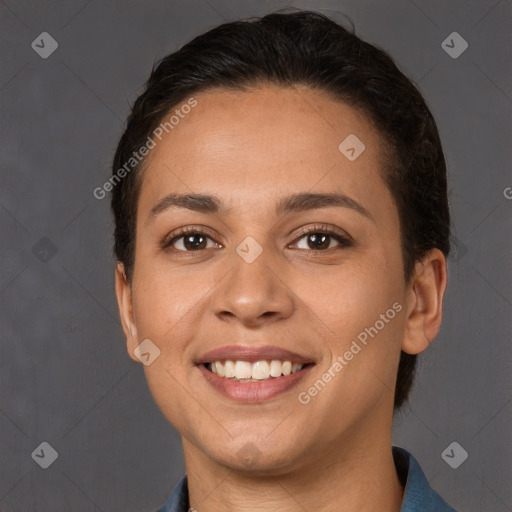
left=182, top=408, right=404, bottom=512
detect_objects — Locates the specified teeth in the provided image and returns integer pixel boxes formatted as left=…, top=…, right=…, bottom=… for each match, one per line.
left=234, top=361, right=252, bottom=379
left=270, top=360, right=282, bottom=377
left=224, top=360, right=236, bottom=378
left=207, top=360, right=305, bottom=380
left=252, top=361, right=270, bottom=379
left=214, top=361, right=225, bottom=377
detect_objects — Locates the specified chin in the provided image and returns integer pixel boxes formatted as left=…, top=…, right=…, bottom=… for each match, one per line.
left=205, top=437, right=307, bottom=475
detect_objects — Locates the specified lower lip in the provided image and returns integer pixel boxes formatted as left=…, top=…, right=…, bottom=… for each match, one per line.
left=197, top=364, right=314, bottom=403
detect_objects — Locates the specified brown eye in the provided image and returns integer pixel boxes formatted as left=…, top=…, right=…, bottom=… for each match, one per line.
left=163, top=227, right=221, bottom=253
left=293, top=227, right=352, bottom=251
left=304, top=233, right=332, bottom=250
left=181, top=233, right=208, bottom=250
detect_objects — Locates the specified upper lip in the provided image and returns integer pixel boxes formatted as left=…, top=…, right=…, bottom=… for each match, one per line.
left=196, top=345, right=315, bottom=365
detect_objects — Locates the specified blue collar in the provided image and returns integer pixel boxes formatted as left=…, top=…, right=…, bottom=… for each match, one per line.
left=394, top=446, right=457, bottom=511
left=155, top=446, right=457, bottom=511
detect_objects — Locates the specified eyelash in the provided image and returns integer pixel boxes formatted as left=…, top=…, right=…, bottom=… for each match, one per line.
left=161, top=224, right=352, bottom=254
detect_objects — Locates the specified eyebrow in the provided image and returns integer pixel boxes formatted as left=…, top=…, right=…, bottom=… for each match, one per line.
left=146, top=191, right=373, bottom=223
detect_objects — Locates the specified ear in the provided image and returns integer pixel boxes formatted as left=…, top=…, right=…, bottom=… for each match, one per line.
left=401, top=248, right=448, bottom=355
left=114, top=262, right=140, bottom=362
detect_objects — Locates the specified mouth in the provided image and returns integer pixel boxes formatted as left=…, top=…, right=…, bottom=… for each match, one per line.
left=195, top=345, right=316, bottom=402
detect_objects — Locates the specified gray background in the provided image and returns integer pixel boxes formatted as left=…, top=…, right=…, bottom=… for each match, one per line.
left=1, top=0, right=511, bottom=510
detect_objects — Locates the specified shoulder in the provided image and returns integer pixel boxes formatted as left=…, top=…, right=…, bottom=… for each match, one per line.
left=155, top=449, right=460, bottom=512
left=154, top=475, right=189, bottom=512
left=394, top=446, right=459, bottom=512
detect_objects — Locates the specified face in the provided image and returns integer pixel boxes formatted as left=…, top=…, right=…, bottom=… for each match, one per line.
left=116, top=85, right=444, bottom=474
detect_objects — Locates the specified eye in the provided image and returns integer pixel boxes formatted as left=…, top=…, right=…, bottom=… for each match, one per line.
left=162, top=224, right=352, bottom=254
left=163, top=227, right=221, bottom=252
left=291, top=225, right=352, bottom=251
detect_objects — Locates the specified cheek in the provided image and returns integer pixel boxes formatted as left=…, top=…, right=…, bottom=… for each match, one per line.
left=305, top=271, right=404, bottom=415
left=131, top=263, right=201, bottom=352
left=299, top=251, right=405, bottom=381
left=130, top=267, right=206, bottom=426
left=301, top=256, right=396, bottom=333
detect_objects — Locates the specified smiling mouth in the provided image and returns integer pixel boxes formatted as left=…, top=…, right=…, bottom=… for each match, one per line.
left=202, top=360, right=315, bottom=382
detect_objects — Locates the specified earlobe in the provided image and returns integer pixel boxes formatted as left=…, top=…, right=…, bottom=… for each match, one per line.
left=114, top=262, right=140, bottom=362
left=401, top=249, right=448, bottom=355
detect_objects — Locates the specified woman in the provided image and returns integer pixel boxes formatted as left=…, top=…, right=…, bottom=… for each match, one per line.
left=111, top=10, right=456, bottom=512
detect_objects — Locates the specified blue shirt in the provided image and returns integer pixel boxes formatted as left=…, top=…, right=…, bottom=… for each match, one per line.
left=155, top=446, right=457, bottom=511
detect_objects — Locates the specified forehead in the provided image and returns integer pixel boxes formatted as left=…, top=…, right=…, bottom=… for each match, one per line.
left=137, top=85, right=392, bottom=219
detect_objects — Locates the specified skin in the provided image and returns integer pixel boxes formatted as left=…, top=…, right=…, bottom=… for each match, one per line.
left=115, top=85, right=447, bottom=512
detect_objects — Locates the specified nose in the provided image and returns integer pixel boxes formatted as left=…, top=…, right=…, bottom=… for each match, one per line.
left=211, top=243, right=295, bottom=328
